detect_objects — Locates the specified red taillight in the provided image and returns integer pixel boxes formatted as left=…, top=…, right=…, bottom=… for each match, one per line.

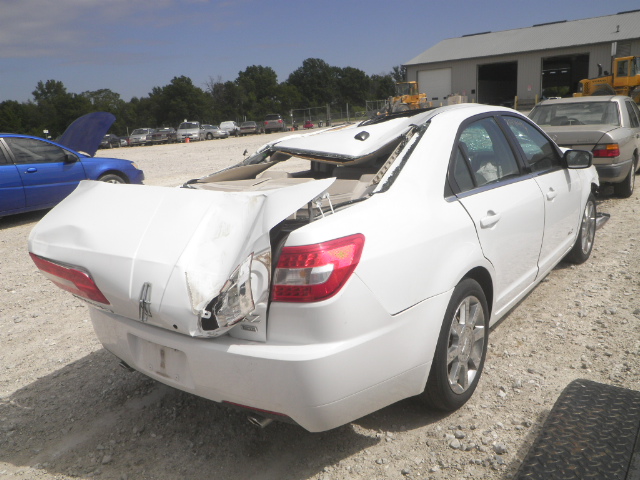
left=592, top=143, right=620, bottom=158
left=278, top=119, right=283, bottom=124
left=272, top=234, right=365, bottom=303
left=29, top=253, right=110, bottom=305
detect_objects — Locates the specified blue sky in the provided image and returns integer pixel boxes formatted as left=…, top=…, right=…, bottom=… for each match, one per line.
left=2, top=0, right=639, bottom=103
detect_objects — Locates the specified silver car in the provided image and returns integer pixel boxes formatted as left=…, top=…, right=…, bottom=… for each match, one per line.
left=177, top=121, right=204, bottom=142
left=128, top=128, right=155, bottom=146
left=529, top=95, right=640, bottom=197
left=201, top=124, right=229, bottom=140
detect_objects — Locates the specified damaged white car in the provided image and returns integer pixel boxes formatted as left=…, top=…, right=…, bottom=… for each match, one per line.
left=29, top=104, right=600, bottom=432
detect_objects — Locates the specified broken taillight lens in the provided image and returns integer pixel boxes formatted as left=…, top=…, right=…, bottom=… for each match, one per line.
left=29, top=253, right=110, bottom=305
left=272, top=234, right=365, bottom=302
left=592, top=143, right=620, bottom=158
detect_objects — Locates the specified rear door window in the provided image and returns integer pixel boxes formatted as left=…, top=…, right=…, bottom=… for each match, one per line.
left=625, top=100, right=640, bottom=128
left=451, top=116, right=521, bottom=193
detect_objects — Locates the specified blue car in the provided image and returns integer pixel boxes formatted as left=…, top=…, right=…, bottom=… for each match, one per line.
left=1, top=112, right=144, bottom=217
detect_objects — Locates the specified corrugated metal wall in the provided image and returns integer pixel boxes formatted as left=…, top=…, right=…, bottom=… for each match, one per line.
left=405, top=40, right=640, bottom=108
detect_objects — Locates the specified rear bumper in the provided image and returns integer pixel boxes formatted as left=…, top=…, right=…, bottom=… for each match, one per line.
left=88, top=288, right=451, bottom=432
left=595, top=158, right=633, bottom=183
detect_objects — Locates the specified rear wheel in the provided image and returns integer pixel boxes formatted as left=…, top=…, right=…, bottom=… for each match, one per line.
left=565, top=194, right=596, bottom=264
left=615, top=160, right=636, bottom=198
left=421, top=278, right=488, bottom=411
left=98, top=174, right=126, bottom=184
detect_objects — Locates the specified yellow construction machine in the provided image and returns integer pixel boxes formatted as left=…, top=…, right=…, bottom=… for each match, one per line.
left=388, top=81, right=429, bottom=112
left=574, top=56, right=640, bottom=103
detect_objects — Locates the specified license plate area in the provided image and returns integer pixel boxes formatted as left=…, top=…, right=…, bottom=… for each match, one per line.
left=128, top=335, right=194, bottom=389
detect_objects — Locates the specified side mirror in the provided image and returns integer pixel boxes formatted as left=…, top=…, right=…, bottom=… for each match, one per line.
left=564, top=149, right=592, bottom=169
left=64, top=153, right=78, bottom=163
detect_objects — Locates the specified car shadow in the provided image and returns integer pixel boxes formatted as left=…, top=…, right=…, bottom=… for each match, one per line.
left=1, top=348, right=440, bottom=480
left=0, top=210, right=49, bottom=230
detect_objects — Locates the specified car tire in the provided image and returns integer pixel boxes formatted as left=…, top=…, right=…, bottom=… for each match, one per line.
left=614, top=161, right=635, bottom=198
left=206, top=133, right=213, bottom=140
left=565, top=193, right=596, bottom=264
left=98, top=174, right=126, bottom=184
left=421, top=278, right=488, bottom=411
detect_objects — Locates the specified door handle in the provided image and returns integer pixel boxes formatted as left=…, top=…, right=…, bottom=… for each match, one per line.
left=25, top=167, right=38, bottom=173
left=480, top=210, right=501, bottom=228
left=546, top=188, right=557, bottom=200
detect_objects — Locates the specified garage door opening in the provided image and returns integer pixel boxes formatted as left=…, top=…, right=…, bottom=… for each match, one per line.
left=541, top=54, right=589, bottom=98
left=477, top=62, right=517, bottom=107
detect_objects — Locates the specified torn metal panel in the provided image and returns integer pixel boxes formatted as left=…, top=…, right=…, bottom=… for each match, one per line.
left=29, top=178, right=335, bottom=338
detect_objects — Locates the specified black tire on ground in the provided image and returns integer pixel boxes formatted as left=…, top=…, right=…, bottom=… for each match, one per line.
left=421, top=278, right=489, bottom=411
left=615, top=160, right=636, bottom=198
left=565, top=193, right=597, bottom=264
left=592, top=84, right=616, bottom=95
left=98, top=174, right=126, bottom=184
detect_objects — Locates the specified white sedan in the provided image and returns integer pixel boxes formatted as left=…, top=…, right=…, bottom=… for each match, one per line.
left=28, top=104, right=599, bottom=432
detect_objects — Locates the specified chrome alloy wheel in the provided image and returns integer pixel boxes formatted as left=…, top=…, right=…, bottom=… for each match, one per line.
left=446, top=295, right=486, bottom=394
left=579, top=199, right=596, bottom=256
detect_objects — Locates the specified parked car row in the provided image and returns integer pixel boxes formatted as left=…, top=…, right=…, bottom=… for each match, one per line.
left=112, top=117, right=293, bottom=145
left=111, top=121, right=242, bottom=147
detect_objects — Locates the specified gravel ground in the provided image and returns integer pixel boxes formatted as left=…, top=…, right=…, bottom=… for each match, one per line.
left=1, top=131, right=639, bottom=480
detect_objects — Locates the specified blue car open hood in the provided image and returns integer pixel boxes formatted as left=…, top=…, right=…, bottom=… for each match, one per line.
left=57, top=112, right=116, bottom=157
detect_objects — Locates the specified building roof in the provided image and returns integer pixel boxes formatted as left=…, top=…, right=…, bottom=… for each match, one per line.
left=405, top=10, right=640, bottom=66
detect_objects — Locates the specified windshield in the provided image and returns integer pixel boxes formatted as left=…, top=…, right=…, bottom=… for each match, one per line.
left=131, top=129, right=148, bottom=135
left=395, top=83, right=418, bottom=96
left=179, top=123, right=199, bottom=129
left=529, top=102, right=620, bottom=126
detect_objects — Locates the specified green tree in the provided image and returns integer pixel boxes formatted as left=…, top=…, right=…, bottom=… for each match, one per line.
left=287, top=58, right=337, bottom=107
left=335, top=66, right=371, bottom=106
left=32, top=80, right=92, bottom=137
left=148, top=76, right=212, bottom=126
left=0, top=100, right=38, bottom=135
left=370, top=73, right=395, bottom=100
left=236, top=65, right=281, bottom=120
left=80, top=89, right=128, bottom=135
left=391, top=65, right=406, bottom=83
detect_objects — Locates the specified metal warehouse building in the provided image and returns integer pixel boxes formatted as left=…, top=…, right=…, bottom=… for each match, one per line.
left=404, top=9, right=640, bottom=109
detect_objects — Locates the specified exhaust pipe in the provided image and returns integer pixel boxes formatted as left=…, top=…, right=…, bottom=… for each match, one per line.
left=119, top=360, right=136, bottom=373
left=248, top=415, right=273, bottom=428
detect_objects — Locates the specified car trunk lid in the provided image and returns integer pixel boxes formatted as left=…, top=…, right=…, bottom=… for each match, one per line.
left=28, top=179, right=334, bottom=339
left=543, top=124, right=616, bottom=150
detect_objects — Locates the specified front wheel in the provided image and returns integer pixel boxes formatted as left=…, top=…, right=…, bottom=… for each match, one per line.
left=421, top=278, right=488, bottom=411
left=565, top=194, right=596, bottom=264
left=98, top=174, right=126, bottom=184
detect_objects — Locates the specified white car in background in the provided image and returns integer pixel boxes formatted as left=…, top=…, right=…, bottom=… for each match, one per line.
left=28, top=104, right=600, bottom=432
left=219, top=121, right=240, bottom=136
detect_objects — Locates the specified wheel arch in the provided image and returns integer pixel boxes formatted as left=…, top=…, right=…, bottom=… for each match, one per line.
left=97, top=170, right=129, bottom=183
left=461, top=266, right=494, bottom=317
